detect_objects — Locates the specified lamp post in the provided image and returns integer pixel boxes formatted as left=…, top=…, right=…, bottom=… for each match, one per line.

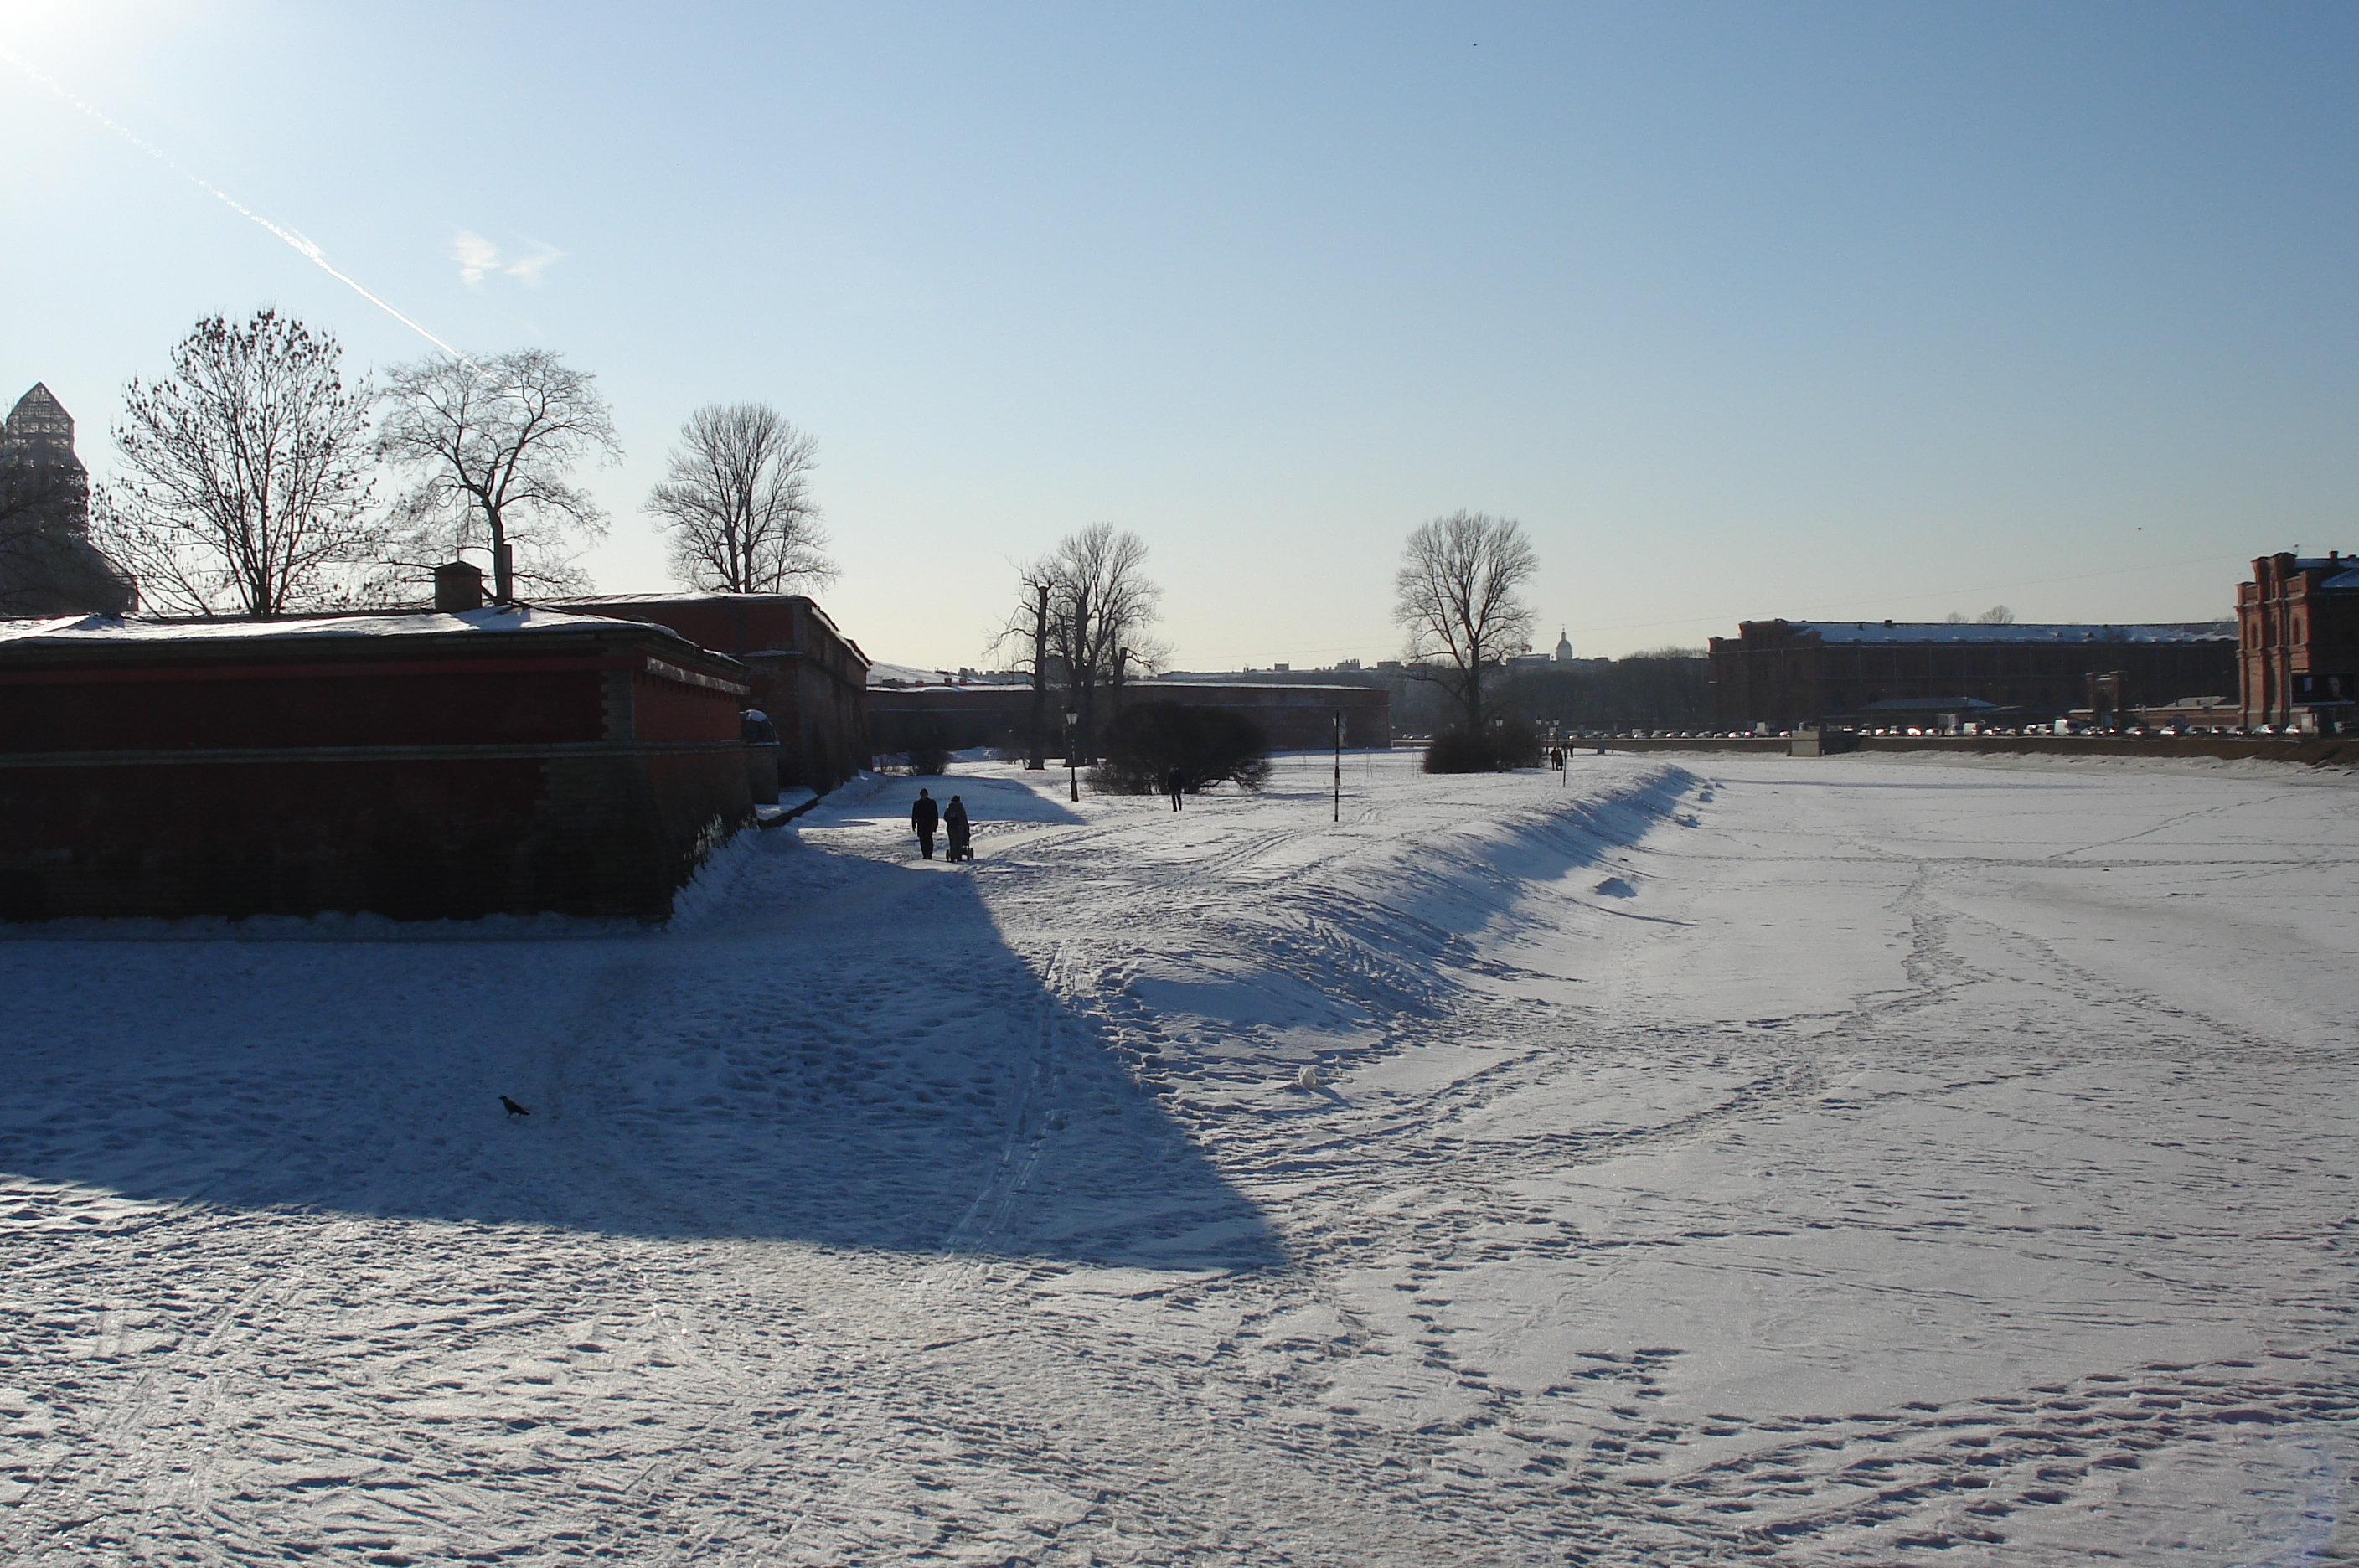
left=1065, top=709, right=1080, bottom=802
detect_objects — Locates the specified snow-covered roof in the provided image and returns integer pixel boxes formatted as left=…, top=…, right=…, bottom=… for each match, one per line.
left=1787, top=621, right=2233, bottom=646
left=541, top=590, right=821, bottom=605
left=0, top=606, right=706, bottom=651
left=866, top=660, right=1036, bottom=689
left=869, top=659, right=963, bottom=687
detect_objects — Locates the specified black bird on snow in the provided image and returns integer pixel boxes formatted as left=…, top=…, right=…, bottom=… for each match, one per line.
left=500, top=1096, right=531, bottom=1118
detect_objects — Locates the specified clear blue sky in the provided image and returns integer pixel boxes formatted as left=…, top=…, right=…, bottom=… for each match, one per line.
left=3, top=1, right=2351, bottom=668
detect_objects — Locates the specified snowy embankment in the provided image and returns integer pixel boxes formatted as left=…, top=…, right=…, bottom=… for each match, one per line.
left=1, top=751, right=2352, bottom=1565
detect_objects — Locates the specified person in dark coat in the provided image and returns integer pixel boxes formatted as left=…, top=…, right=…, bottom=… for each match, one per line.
left=911, top=788, right=939, bottom=859
left=943, top=795, right=972, bottom=862
left=1165, top=766, right=1186, bottom=812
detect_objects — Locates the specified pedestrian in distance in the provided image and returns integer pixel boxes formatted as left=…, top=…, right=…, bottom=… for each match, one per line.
left=943, top=794, right=972, bottom=863
left=911, top=787, right=939, bottom=859
left=1165, top=766, right=1186, bottom=812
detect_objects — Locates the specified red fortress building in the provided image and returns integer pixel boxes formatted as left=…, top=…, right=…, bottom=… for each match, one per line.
left=545, top=588, right=869, bottom=792
left=0, top=606, right=756, bottom=922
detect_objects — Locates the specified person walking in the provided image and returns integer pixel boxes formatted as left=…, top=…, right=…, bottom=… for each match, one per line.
left=943, top=794, right=972, bottom=863
left=1164, top=766, right=1186, bottom=812
left=911, top=787, right=939, bottom=859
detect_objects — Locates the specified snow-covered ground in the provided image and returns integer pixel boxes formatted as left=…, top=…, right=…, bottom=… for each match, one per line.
left=2, top=750, right=2352, bottom=1565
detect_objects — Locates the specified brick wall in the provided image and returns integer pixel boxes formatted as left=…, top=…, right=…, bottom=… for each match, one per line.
left=0, top=616, right=755, bottom=921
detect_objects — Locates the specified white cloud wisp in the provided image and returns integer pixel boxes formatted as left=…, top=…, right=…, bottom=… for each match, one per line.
left=450, top=230, right=566, bottom=288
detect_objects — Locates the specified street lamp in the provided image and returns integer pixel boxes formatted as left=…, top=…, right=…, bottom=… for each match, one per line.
left=1064, top=709, right=1080, bottom=802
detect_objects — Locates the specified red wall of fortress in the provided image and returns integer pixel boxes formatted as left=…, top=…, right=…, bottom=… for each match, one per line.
left=0, top=620, right=755, bottom=922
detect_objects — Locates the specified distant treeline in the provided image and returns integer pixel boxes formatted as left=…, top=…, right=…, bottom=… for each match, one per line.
left=1493, top=652, right=1711, bottom=733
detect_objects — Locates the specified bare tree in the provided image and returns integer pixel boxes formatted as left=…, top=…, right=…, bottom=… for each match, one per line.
left=1393, top=509, right=1538, bottom=729
left=991, top=524, right=1166, bottom=761
left=377, top=348, right=619, bottom=603
left=101, top=311, right=379, bottom=616
left=1048, top=524, right=1166, bottom=759
left=984, top=565, right=1056, bottom=769
left=1975, top=604, right=2016, bottom=625
left=645, top=403, right=833, bottom=593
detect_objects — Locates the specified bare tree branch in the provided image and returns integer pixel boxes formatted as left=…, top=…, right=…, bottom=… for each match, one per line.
left=103, top=311, right=379, bottom=616
left=645, top=403, right=833, bottom=594
left=1002, top=524, right=1169, bottom=760
left=376, top=348, right=619, bottom=603
left=1392, top=509, right=1538, bottom=729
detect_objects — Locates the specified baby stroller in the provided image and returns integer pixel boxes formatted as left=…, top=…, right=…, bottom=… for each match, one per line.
left=945, top=824, right=974, bottom=864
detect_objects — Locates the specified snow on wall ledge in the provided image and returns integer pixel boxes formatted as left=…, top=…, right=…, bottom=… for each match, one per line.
left=0, top=604, right=712, bottom=647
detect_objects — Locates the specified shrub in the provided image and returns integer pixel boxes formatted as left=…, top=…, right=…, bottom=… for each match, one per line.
left=1088, top=701, right=1272, bottom=795
left=1422, top=717, right=1542, bottom=773
left=901, top=744, right=952, bottom=776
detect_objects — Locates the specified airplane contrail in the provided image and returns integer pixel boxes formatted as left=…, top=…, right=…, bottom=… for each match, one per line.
left=0, top=42, right=462, bottom=358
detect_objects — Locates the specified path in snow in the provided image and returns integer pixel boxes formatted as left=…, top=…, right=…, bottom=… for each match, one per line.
left=0, top=751, right=2351, bottom=1564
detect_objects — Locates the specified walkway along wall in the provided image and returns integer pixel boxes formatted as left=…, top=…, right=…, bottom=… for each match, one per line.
left=554, top=593, right=869, bottom=792
left=0, top=608, right=755, bottom=922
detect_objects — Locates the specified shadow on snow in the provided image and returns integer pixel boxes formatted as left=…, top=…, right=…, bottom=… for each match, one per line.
left=819, top=771, right=1089, bottom=830
left=0, top=832, right=1283, bottom=1273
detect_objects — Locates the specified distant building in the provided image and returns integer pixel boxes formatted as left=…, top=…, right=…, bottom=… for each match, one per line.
left=2238, top=550, right=2358, bottom=730
left=1708, top=619, right=2237, bottom=730
left=869, top=678, right=1390, bottom=754
left=0, top=384, right=134, bottom=616
left=545, top=588, right=870, bottom=791
left=1507, top=630, right=1605, bottom=674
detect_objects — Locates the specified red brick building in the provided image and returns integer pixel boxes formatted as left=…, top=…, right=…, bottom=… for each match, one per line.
left=0, top=607, right=754, bottom=921
left=552, top=591, right=869, bottom=791
left=2238, top=551, right=2359, bottom=730
left=1708, top=620, right=2237, bottom=730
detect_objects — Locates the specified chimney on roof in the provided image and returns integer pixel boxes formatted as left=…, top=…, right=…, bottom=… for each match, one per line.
left=434, top=560, right=486, bottom=612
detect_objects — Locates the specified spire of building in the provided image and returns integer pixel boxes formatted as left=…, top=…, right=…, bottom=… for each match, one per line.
left=0, top=382, right=132, bottom=615
left=3, top=384, right=81, bottom=472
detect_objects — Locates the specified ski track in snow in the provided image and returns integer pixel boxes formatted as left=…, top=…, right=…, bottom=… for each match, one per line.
left=1, top=751, right=2353, bottom=1565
